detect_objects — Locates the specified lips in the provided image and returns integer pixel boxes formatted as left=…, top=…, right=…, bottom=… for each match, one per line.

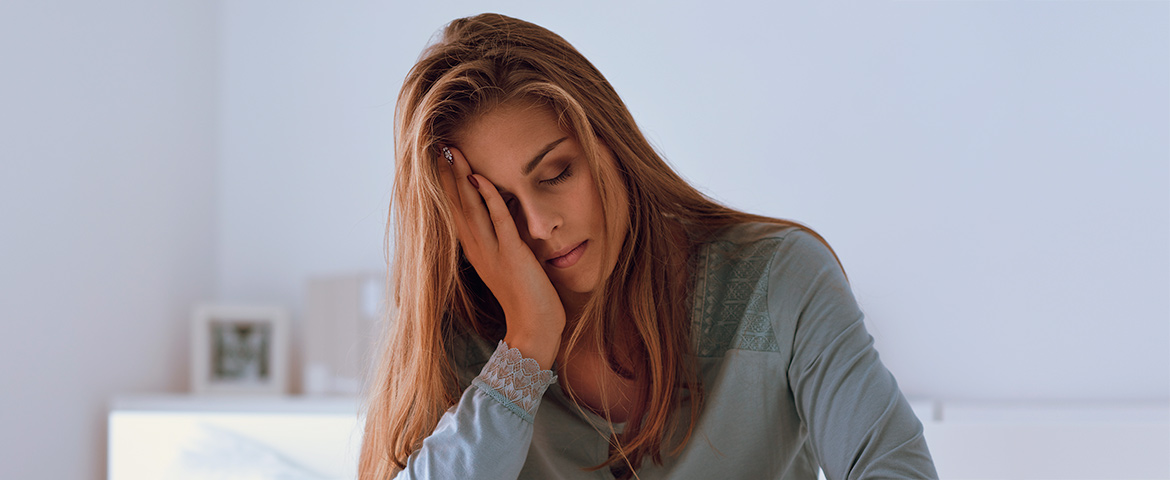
left=546, top=240, right=588, bottom=269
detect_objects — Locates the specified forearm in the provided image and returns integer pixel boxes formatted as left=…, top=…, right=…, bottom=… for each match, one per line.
left=393, top=340, right=557, bottom=479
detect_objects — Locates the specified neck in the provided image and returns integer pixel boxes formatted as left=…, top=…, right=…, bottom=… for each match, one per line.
left=555, top=289, right=592, bottom=366
left=559, top=289, right=589, bottom=322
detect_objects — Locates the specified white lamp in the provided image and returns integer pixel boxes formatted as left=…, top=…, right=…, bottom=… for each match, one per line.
left=302, top=272, right=384, bottom=396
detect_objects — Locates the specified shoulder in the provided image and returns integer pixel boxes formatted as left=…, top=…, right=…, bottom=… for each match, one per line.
left=698, top=221, right=838, bottom=275
left=691, top=221, right=840, bottom=356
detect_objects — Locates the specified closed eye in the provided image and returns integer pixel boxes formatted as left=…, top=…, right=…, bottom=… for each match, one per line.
left=539, top=164, right=574, bottom=186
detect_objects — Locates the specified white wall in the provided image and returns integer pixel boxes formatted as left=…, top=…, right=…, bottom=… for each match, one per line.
left=214, top=2, right=407, bottom=391
left=0, top=1, right=218, bottom=479
left=216, top=0, right=1168, bottom=401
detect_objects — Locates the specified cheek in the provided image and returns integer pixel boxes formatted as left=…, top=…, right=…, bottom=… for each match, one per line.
left=574, top=174, right=606, bottom=224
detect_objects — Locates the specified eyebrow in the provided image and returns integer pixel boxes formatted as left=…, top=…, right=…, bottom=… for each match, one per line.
left=521, top=137, right=569, bottom=176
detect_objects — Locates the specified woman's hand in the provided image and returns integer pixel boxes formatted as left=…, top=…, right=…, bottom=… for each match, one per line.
left=438, top=146, right=565, bottom=369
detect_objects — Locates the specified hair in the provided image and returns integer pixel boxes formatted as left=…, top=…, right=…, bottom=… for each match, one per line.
left=359, top=13, right=836, bottom=480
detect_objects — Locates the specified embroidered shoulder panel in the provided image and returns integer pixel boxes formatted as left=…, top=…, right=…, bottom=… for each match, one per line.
left=691, top=238, right=782, bottom=357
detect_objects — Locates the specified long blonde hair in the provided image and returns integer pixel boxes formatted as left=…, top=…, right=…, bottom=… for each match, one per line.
left=360, top=13, right=830, bottom=479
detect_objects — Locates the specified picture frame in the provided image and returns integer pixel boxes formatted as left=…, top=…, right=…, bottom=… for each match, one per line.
left=191, top=305, right=289, bottom=395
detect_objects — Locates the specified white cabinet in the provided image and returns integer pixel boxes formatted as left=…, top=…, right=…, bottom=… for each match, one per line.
left=108, top=394, right=362, bottom=480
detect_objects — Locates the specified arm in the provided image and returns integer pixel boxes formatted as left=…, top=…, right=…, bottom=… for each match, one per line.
left=393, top=146, right=563, bottom=478
left=394, top=340, right=557, bottom=479
left=771, top=231, right=937, bottom=480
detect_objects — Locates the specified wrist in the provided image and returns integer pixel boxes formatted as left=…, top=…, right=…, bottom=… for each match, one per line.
left=503, top=325, right=561, bottom=370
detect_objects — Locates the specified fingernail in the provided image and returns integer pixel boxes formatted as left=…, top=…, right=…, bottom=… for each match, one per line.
left=441, top=146, right=453, bottom=165
left=467, top=175, right=479, bottom=188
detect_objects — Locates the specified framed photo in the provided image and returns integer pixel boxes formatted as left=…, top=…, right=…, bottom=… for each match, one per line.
left=191, top=305, right=289, bottom=395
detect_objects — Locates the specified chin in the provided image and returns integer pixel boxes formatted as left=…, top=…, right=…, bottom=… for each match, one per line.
left=552, top=272, right=598, bottom=297
left=556, top=279, right=593, bottom=296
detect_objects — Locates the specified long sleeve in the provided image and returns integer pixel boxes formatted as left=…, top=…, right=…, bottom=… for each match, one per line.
left=393, top=340, right=558, bottom=480
left=771, top=231, right=938, bottom=480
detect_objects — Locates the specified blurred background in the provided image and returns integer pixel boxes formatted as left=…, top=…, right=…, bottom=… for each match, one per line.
left=1, top=1, right=1166, bottom=479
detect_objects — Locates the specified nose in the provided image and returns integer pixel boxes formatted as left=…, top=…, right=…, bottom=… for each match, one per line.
left=516, top=199, right=560, bottom=241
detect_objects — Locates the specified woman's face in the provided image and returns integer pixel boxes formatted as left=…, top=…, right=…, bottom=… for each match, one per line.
left=454, top=100, right=628, bottom=301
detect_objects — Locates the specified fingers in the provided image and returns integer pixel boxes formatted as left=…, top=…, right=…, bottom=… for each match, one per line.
left=468, top=173, right=523, bottom=249
left=444, top=146, right=497, bottom=250
left=437, top=147, right=472, bottom=247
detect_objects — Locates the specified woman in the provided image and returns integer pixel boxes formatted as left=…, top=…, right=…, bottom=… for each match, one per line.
left=360, top=13, right=936, bottom=480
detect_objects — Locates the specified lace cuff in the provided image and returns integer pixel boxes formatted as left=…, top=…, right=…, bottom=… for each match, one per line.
left=471, top=340, right=558, bottom=423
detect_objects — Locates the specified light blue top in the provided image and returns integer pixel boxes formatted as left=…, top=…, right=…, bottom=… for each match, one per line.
left=394, top=223, right=938, bottom=479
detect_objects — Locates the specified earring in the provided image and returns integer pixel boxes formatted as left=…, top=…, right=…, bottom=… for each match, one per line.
left=442, top=146, right=453, bottom=165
